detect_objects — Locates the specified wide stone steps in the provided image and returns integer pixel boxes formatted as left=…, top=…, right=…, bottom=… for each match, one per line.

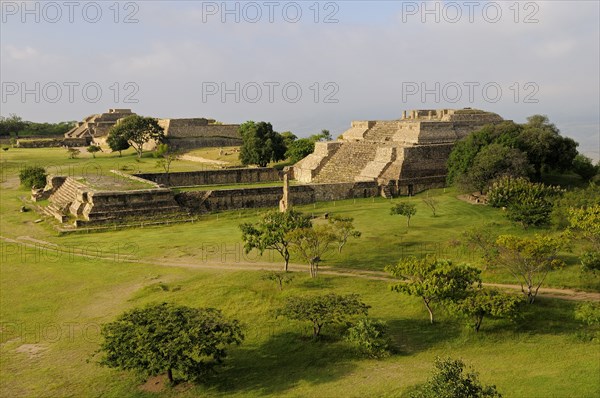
left=364, top=123, right=398, bottom=142
left=313, top=142, right=377, bottom=183
left=49, top=178, right=87, bottom=208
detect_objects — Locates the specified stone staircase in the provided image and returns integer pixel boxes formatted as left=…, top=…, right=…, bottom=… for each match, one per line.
left=364, top=121, right=398, bottom=142
left=80, top=189, right=184, bottom=225
left=313, top=142, right=378, bottom=183
left=45, top=178, right=89, bottom=222
left=381, top=185, right=392, bottom=198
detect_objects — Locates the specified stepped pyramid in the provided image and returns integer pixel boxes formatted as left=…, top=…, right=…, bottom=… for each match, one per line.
left=294, top=108, right=506, bottom=196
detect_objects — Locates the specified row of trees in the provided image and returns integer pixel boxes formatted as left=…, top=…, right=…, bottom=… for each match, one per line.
left=240, top=210, right=360, bottom=277
left=0, top=114, right=75, bottom=137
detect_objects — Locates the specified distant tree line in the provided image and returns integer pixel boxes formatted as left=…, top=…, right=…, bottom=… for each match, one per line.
left=0, top=114, right=76, bottom=137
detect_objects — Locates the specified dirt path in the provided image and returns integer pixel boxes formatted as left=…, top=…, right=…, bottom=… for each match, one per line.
left=2, top=235, right=599, bottom=302
left=178, top=154, right=229, bottom=165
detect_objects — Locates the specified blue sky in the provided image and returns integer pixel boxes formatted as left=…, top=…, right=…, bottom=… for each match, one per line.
left=1, top=1, right=599, bottom=160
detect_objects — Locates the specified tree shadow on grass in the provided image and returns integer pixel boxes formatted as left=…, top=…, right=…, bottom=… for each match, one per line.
left=204, top=332, right=358, bottom=396
left=512, top=297, right=583, bottom=336
left=385, top=317, right=463, bottom=355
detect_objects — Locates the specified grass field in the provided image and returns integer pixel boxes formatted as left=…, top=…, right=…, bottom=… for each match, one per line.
left=1, top=147, right=599, bottom=397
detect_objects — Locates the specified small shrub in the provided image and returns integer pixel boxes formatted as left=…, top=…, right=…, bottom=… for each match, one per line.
left=346, top=318, right=390, bottom=358
left=19, top=166, right=47, bottom=189
left=409, top=357, right=502, bottom=398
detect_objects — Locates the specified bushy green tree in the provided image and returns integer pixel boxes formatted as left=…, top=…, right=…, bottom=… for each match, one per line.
left=453, top=288, right=524, bottom=332
left=487, top=176, right=563, bottom=228
left=285, top=138, right=315, bottom=163
left=240, top=210, right=312, bottom=271
left=239, top=121, right=286, bottom=167
left=0, top=114, right=27, bottom=136
left=87, top=145, right=100, bottom=158
left=99, top=302, right=243, bottom=383
left=519, top=115, right=578, bottom=179
left=108, top=115, right=164, bottom=158
left=277, top=293, right=370, bottom=338
left=346, top=318, right=391, bottom=358
left=459, top=144, right=530, bottom=193
left=386, top=256, right=481, bottom=323
left=19, top=166, right=47, bottom=189
left=551, top=183, right=600, bottom=229
left=390, top=202, right=417, bottom=227
left=409, top=357, right=502, bottom=398
left=107, top=131, right=130, bottom=156
left=447, top=121, right=522, bottom=185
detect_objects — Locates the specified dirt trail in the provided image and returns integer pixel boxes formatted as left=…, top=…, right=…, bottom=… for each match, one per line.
left=2, top=235, right=599, bottom=302
left=178, top=154, right=229, bottom=165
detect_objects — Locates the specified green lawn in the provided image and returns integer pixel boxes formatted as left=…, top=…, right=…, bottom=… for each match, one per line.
left=1, top=256, right=598, bottom=397
left=1, top=147, right=599, bottom=397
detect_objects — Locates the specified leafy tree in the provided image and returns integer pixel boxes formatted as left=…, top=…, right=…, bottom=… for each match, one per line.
left=19, top=166, right=46, bottom=189
left=0, top=114, right=27, bottom=136
left=287, top=224, right=338, bottom=278
left=572, top=154, right=599, bottom=182
left=285, top=138, right=315, bottom=163
left=87, top=145, right=100, bottom=158
left=240, top=210, right=312, bottom=271
left=345, top=318, right=391, bottom=358
left=422, top=196, right=439, bottom=217
left=447, top=121, right=522, bottom=185
left=386, top=256, right=481, bottom=323
left=453, top=288, right=524, bottom=332
left=99, top=302, right=243, bottom=383
left=239, top=121, right=286, bottom=167
left=409, top=357, right=502, bottom=398
left=277, top=293, right=369, bottom=338
left=261, top=271, right=294, bottom=291
left=493, top=234, right=565, bottom=303
left=519, top=115, right=578, bottom=179
left=108, top=115, right=164, bottom=158
left=487, top=176, right=563, bottom=228
left=390, top=202, right=417, bottom=227
left=280, top=131, right=297, bottom=147
left=459, top=144, right=530, bottom=193
left=328, top=215, right=361, bottom=253
left=67, top=147, right=80, bottom=159
left=107, top=131, right=130, bottom=156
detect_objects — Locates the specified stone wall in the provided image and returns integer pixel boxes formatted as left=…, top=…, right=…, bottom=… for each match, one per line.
left=175, top=181, right=379, bottom=213
left=134, top=168, right=281, bottom=187
left=18, top=137, right=89, bottom=148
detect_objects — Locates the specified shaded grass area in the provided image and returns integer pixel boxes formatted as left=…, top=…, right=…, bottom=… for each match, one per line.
left=0, top=256, right=598, bottom=398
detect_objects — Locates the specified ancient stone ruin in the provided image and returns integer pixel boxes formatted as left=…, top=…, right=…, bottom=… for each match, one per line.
left=293, top=108, right=506, bottom=196
left=37, top=108, right=508, bottom=229
left=64, top=109, right=242, bottom=150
